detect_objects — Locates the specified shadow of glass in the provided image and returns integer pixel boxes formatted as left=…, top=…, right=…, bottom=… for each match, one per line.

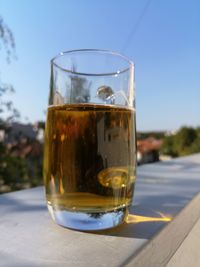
left=84, top=192, right=196, bottom=239
left=84, top=205, right=172, bottom=239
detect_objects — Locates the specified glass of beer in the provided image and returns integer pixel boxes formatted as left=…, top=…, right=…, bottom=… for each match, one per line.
left=43, top=49, right=136, bottom=231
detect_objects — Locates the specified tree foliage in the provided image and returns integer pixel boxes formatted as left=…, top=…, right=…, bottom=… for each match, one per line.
left=0, top=138, right=43, bottom=193
left=0, top=15, right=15, bottom=62
left=0, top=15, right=43, bottom=194
left=0, top=15, right=19, bottom=123
left=161, top=126, right=200, bottom=157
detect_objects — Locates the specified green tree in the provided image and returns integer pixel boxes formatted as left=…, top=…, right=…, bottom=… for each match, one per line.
left=160, top=135, right=177, bottom=157
left=0, top=153, right=29, bottom=192
left=161, top=126, right=200, bottom=157
left=174, top=127, right=197, bottom=156
left=0, top=16, right=15, bottom=62
left=0, top=16, right=44, bottom=194
left=189, top=127, right=200, bottom=154
left=0, top=15, right=24, bottom=193
left=0, top=15, right=20, bottom=122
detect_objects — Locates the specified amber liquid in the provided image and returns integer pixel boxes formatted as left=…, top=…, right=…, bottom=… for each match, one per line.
left=43, top=104, right=136, bottom=214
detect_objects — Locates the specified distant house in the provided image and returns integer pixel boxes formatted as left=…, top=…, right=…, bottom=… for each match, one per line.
left=5, top=123, right=37, bottom=144
left=33, top=122, right=45, bottom=143
left=0, top=129, right=5, bottom=142
left=3, top=122, right=45, bottom=145
left=36, top=128, right=44, bottom=143
left=137, top=137, right=163, bottom=165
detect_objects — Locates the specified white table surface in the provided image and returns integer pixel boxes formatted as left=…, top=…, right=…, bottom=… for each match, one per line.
left=0, top=154, right=200, bottom=267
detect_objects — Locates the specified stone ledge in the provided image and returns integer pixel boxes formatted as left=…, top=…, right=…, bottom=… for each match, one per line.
left=123, top=191, right=200, bottom=266
left=0, top=153, right=200, bottom=266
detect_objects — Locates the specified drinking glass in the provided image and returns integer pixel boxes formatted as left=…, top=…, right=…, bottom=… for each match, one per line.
left=43, top=49, right=136, bottom=230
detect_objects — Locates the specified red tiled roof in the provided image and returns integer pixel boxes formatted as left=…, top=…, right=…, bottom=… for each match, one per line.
left=137, top=137, right=163, bottom=154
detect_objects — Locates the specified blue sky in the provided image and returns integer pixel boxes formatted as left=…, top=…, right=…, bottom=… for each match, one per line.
left=0, top=0, right=199, bottom=131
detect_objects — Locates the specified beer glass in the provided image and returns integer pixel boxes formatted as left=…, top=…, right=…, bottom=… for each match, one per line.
left=43, top=49, right=136, bottom=230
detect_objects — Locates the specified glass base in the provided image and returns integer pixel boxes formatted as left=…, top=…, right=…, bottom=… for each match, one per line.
left=48, top=204, right=128, bottom=231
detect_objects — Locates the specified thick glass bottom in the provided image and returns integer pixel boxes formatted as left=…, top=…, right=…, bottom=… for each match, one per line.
left=47, top=204, right=128, bottom=231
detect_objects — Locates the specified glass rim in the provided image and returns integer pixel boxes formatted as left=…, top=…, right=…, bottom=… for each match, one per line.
left=51, top=49, right=134, bottom=77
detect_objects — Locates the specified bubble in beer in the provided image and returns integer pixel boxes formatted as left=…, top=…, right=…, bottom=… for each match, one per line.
left=98, top=167, right=135, bottom=189
left=97, top=85, right=114, bottom=101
